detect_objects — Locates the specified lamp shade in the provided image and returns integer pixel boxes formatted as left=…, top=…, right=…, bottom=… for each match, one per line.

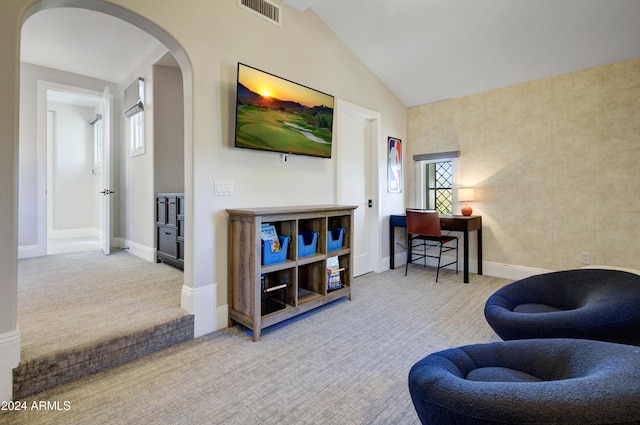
left=458, top=187, right=475, bottom=202
left=459, top=187, right=475, bottom=216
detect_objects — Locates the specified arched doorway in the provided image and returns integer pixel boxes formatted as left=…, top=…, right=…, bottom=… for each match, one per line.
left=20, top=0, right=195, bottom=308
left=10, top=0, right=199, bottom=398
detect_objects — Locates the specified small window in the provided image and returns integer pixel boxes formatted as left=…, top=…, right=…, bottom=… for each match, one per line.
left=123, top=77, right=145, bottom=157
left=93, top=120, right=103, bottom=168
left=425, top=160, right=453, bottom=214
left=128, top=112, right=145, bottom=157
left=414, top=151, right=459, bottom=215
left=89, top=114, right=103, bottom=174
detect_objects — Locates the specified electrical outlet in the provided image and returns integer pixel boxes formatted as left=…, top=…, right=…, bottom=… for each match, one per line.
left=580, top=252, right=591, bottom=265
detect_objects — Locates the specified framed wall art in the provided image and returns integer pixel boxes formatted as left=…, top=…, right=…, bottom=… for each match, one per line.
left=387, top=137, right=402, bottom=193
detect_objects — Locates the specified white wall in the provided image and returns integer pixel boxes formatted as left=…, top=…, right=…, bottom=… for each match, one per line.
left=146, top=1, right=408, bottom=315
left=46, top=101, right=98, bottom=238
left=153, top=63, right=184, bottom=195
left=120, top=45, right=172, bottom=257
left=96, top=0, right=407, bottom=324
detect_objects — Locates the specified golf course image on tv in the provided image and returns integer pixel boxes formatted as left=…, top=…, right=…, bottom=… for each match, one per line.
left=234, top=63, right=335, bottom=158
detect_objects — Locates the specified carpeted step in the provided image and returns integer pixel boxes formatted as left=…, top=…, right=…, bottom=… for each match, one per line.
left=13, top=314, right=194, bottom=399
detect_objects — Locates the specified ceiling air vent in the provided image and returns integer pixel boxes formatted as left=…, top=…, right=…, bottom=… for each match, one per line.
left=239, top=0, right=282, bottom=26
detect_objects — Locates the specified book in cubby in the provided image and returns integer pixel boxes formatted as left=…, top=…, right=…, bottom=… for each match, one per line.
left=326, top=256, right=344, bottom=291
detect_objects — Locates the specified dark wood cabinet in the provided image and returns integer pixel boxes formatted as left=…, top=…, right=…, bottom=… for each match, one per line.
left=156, top=193, right=184, bottom=269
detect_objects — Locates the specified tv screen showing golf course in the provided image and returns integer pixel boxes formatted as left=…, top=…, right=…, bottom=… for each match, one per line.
left=234, top=63, right=334, bottom=158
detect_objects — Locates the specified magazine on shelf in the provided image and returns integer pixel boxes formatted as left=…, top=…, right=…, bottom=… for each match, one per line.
left=326, top=256, right=344, bottom=290
left=261, top=223, right=281, bottom=252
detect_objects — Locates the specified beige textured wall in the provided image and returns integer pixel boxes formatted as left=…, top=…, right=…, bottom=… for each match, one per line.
left=408, top=58, right=640, bottom=271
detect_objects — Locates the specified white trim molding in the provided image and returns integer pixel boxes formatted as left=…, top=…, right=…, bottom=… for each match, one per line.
left=123, top=239, right=155, bottom=263
left=482, top=261, right=551, bottom=281
left=18, top=245, right=39, bottom=259
left=48, top=227, right=101, bottom=240
left=181, top=283, right=217, bottom=337
left=381, top=256, right=550, bottom=282
left=216, top=304, right=229, bottom=332
left=0, top=330, right=21, bottom=402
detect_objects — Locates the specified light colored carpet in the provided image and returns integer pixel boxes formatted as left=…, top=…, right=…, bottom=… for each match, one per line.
left=14, top=249, right=192, bottom=398
left=17, top=249, right=187, bottom=360
left=3, top=266, right=511, bottom=425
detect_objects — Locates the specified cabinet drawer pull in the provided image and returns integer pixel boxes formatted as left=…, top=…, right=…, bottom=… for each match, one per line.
left=164, top=231, right=173, bottom=236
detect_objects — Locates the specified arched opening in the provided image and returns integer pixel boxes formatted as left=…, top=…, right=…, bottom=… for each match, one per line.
left=21, top=0, right=194, bottom=282
left=14, top=0, right=197, bottom=398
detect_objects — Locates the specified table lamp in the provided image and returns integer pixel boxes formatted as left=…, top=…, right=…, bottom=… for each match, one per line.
left=458, top=187, right=475, bottom=216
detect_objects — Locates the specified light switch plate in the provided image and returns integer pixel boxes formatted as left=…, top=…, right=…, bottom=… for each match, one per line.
left=214, top=181, right=234, bottom=196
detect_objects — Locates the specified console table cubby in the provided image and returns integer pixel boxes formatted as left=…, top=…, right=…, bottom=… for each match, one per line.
left=226, top=205, right=357, bottom=341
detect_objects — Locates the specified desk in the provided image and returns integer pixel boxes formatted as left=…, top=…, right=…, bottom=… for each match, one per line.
left=389, top=214, right=482, bottom=283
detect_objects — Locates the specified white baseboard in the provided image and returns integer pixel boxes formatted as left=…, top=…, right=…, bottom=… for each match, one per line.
left=482, top=261, right=551, bottom=281
left=18, top=245, right=40, bottom=259
left=0, top=329, right=20, bottom=402
left=49, top=227, right=100, bottom=240
left=113, top=237, right=125, bottom=249
left=389, top=253, right=478, bottom=272
left=216, top=304, right=229, bottom=331
left=122, top=239, right=155, bottom=262
left=383, top=254, right=549, bottom=282
left=181, top=283, right=217, bottom=337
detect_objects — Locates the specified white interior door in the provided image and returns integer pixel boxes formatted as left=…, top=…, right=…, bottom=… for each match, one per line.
left=339, top=112, right=373, bottom=276
left=101, top=86, right=112, bottom=255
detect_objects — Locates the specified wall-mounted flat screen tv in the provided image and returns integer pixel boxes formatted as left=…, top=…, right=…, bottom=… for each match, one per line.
left=234, top=63, right=335, bottom=159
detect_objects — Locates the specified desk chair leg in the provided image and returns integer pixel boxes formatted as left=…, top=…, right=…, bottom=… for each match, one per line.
left=436, top=244, right=443, bottom=282
left=450, top=238, right=458, bottom=276
left=405, top=237, right=411, bottom=276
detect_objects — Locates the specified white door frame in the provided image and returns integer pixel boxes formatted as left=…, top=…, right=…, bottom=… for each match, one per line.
left=101, top=86, right=112, bottom=255
left=336, top=99, right=382, bottom=274
left=35, top=81, right=106, bottom=257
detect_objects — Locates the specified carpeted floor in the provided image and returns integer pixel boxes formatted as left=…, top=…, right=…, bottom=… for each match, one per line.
left=3, top=264, right=511, bottom=425
left=17, top=249, right=188, bottom=361
left=13, top=249, right=192, bottom=398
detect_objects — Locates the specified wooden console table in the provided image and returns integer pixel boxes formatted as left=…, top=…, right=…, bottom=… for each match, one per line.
left=227, top=205, right=356, bottom=341
left=390, top=214, right=482, bottom=283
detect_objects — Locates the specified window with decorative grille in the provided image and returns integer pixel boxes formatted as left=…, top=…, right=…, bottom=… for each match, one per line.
left=425, top=160, right=453, bottom=214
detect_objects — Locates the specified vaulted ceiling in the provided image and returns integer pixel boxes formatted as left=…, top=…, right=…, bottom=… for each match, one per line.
left=292, top=0, right=640, bottom=106
left=20, top=1, right=640, bottom=107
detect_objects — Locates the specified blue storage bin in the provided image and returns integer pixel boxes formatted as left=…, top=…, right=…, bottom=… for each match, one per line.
left=262, top=235, right=290, bottom=265
left=327, top=227, right=345, bottom=251
left=298, top=231, right=319, bottom=258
